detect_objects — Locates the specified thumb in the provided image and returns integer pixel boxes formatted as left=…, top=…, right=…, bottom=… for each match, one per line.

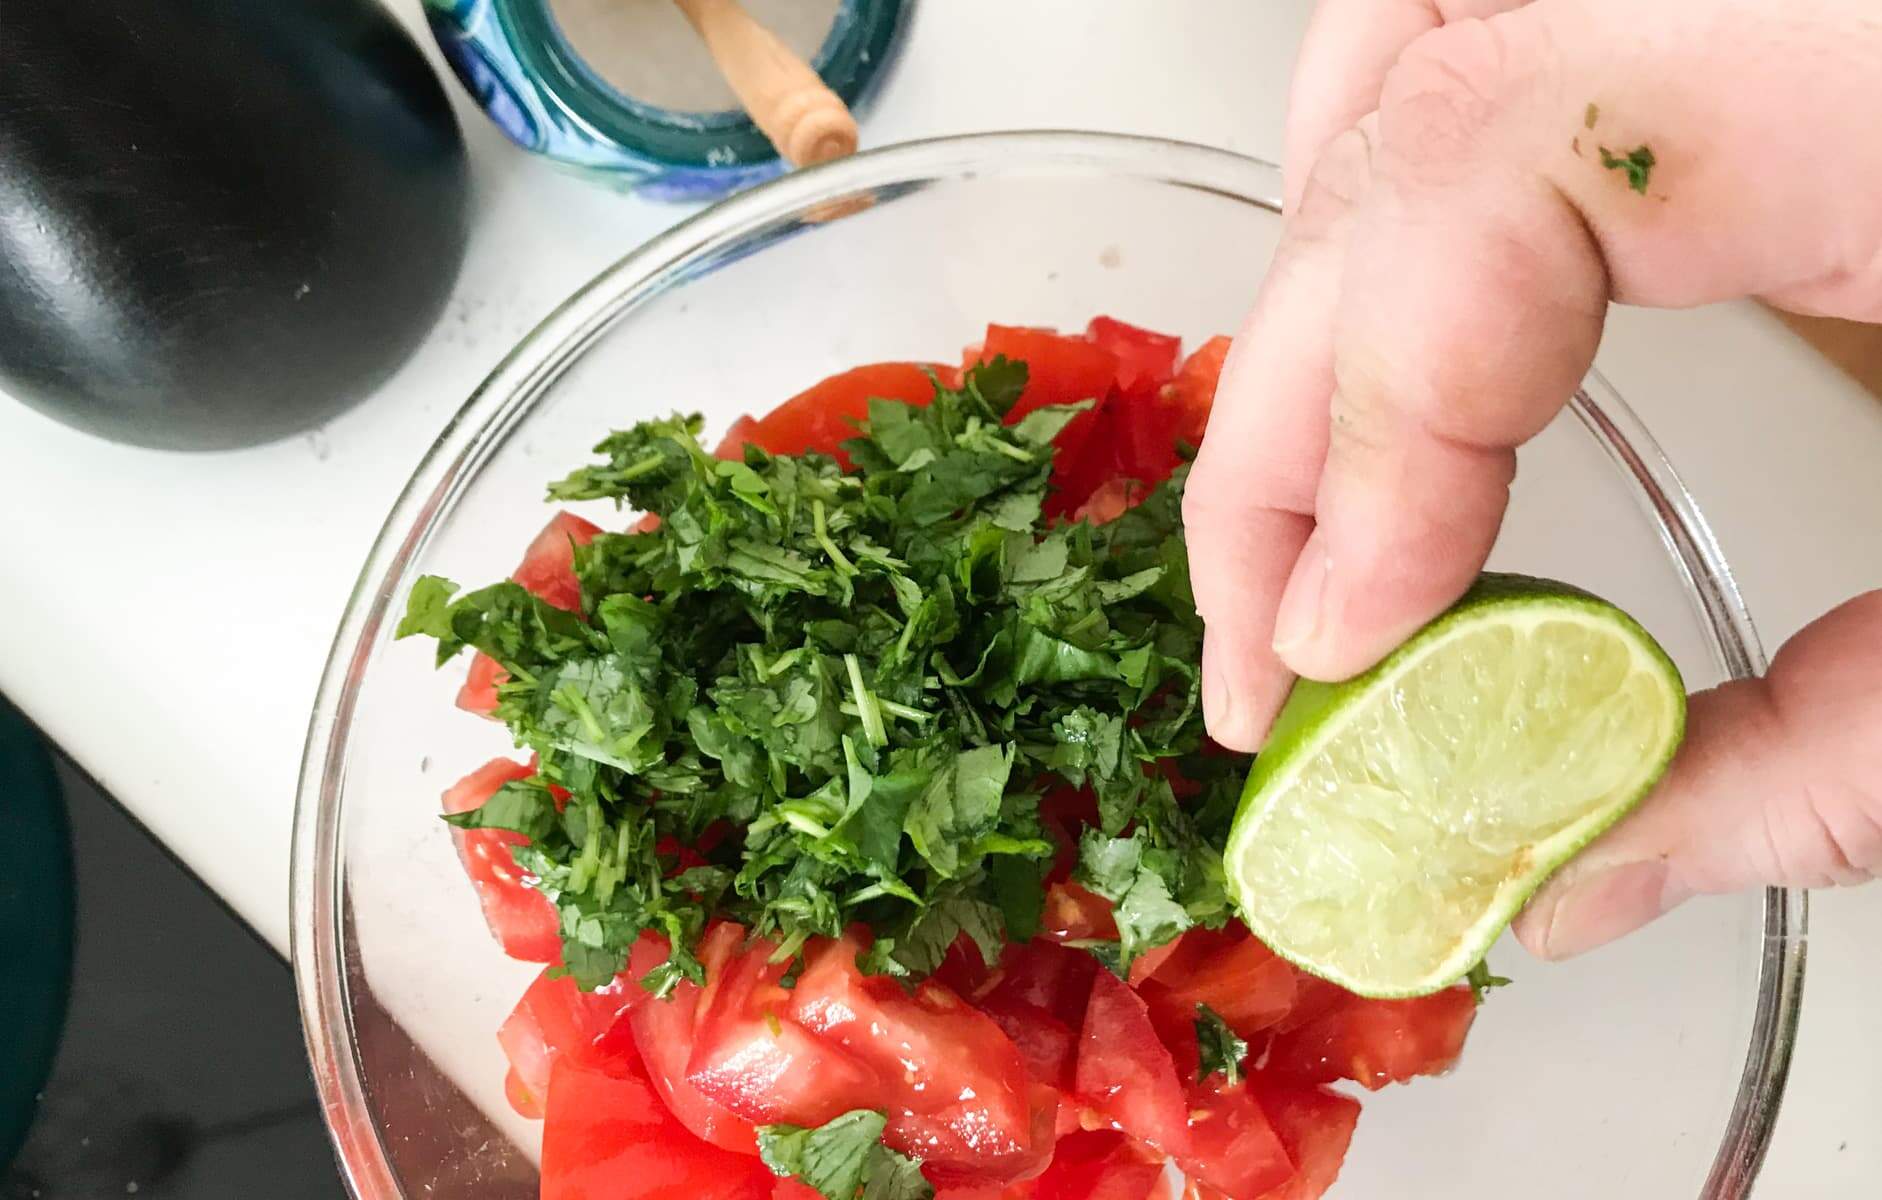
left=1513, top=591, right=1882, bottom=960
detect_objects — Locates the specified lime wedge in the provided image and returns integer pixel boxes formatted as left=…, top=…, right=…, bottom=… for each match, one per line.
left=1224, top=573, right=1686, bottom=998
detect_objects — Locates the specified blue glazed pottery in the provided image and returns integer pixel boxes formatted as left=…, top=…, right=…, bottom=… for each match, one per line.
left=423, top=0, right=909, bottom=200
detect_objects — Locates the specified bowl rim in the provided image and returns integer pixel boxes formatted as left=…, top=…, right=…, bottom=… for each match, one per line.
left=290, top=129, right=1806, bottom=1200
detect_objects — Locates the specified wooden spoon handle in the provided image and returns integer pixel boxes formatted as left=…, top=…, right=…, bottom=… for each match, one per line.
left=670, top=0, right=859, bottom=167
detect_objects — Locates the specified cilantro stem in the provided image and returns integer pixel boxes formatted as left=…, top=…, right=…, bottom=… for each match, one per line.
left=981, top=437, right=1034, bottom=463
left=840, top=698, right=932, bottom=725
left=843, top=653, right=889, bottom=747
left=812, top=500, right=856, bottom=576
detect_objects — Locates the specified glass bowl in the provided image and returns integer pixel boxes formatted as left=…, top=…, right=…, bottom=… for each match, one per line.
left=292, top=132, right=1805, bottom=1199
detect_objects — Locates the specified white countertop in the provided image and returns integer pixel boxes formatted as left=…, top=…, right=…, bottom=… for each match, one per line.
left=0, top=1, right=1874, bottom=1193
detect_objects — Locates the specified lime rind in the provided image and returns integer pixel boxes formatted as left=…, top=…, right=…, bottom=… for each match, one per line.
left=1224, top=573, right=1687, bottom=999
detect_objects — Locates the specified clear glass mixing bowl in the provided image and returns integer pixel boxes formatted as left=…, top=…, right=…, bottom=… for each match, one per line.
left=292, top=132, right=1804, bottom=1200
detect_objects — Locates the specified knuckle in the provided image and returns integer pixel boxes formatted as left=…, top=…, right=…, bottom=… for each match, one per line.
left=1377, top=18, right=1520, bottom=173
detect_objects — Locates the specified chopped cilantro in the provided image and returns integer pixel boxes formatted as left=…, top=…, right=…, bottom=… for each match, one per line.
left=758, top=1110, right=933, bottom=1200
left=1195, top=1004, right=1249, bottom=1085
left=1599, top=144, right=1656, bottom=194
left=1467, top=959, right=1513, bottom=1004
left=398, top=359, right=1232, bottom=989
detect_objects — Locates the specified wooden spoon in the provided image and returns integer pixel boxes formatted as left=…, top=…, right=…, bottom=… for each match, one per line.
left=670, top=0, right=859, bottom=167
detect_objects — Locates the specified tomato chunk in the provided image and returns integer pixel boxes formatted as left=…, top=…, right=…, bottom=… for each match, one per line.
left=977, top=989, right=1079, bottom=1091
left=1138, top=927, right=1297, bottom=1041
left=497, top=965, right=646, bottom=1115
left=1160, top=335, right=1231, bottom=448
left=440, top=758, right=559, bottom=962
left=512, top=511, right=602, bottom=613
left=979, top=940, right=1099, bottom=1033
left=1073, top=968, right=1190, bottom=1156
left=628, top=973, right=760, bottom=1155
left=1085, top=317, right=1181, bottom=395
left=1026, top=1130, right=1166, bottom=1200
left=456, top=650, right=507, bottom=717
left=1264, top=987, right=1477, bottom=1091
left=685, top=929, right=881, bottom=1129
left=1245, top=1082, right=1361, bottom=1200
left=789, top=937, right=1050, bottom=1187
left=1177, top=1079, right=1291, bottom=1199
left=742, top=362, right=941, bottom=463
left=540, top=1049, right=775, bottom=1200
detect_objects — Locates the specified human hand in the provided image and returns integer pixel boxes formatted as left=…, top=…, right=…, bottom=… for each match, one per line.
left=1185, top=0, right=1882, bottom=958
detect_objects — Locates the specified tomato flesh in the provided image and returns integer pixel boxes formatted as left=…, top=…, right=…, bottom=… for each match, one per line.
left=1085, top=317, right=1181, bottom=395
left=440, top=757, right=559, bottom=962
left=497, top=966, right=644, bottom=1114
left=1025, top=1130, right=1166, bottom=1200
left=1264, top=987, right=1477, bottom=1091
left=1139, top=927, right=1298, bottom=1041
left=741, top=362, right=941, bottom=464
left=789, top=937, right=1050, bottom=1187
left=628, top=974, right=761, bottom=1155
left=540, top=1048, right=776, bottom=1200
left=512, top=511, right=602, bottom=613
left=1246, top=1082, right=1361, bottom=1200
left=1177, top=1080, right=1292, bottom=1199
left=1073, top=968, right=1190, bottom=1156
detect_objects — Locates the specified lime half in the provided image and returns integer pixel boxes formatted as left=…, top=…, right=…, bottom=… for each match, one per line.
left=1225, top=573, right=1686, bottom=998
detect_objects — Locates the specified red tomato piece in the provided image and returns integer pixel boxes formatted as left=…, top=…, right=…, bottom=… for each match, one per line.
left=715, top=415, right=760, bottom=460
left=1245, top=1081, right=1361, bottom=1200
left=980, top=940, right=1099, bottom=1032
left=440, top=758, right=559, bottom=962
left=685, top=930, right=881, bottom=1129
left=456, top=651, right=507, bottom=717
left=504, top=1065, right=543, bottom=1120
left=742, top=362, right=941, bottom=464
left=771, top=1182, right=823, bottom=1200
left=932, top=932, right=996, bottom=998
left=629, top=977, right=760, bottom=1154
left=789, top=937, right=1050, bottom=1188
left=540, top=1050, right=776, bottom=1200
left=975, top=325, right=1117, bottom=472
left=1074, top=969, right=1190, bottom=1156
left=497, top=966, right=647, bottom=1112
left=1139, top=926, right=1297, bottom=1041
left=1263, top=987, right=1477, bottom=1091
left=1160, top=335, right=1231, bottom=448
left=1026, top=1130, right=1167, bottom=1200
left=512, top=511, right=603, bottom=613
left=1040, top=882, right=1118, bottom=945
left=977, top=989, right=1080, bottom=1091
left=1085, top=317, right=1181, bottom=395
left=1177, top=1080, right=1292, bottom=1199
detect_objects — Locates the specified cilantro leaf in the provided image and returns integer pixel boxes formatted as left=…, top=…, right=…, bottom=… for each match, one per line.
left=1195, top=1004, right=1248, bottom=1085
left=1467, top=959, right=1512, bottom=1004
left=758, top=1110, right=933, bottom=1200
left=1599, top=144, right=1655, bottom=194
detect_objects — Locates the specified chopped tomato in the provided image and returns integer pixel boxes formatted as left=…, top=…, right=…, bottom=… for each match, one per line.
left=1263, top=987, right=1477, bottom=1091
left=1074, top=968, right=1190, bottom=1156
left=456, top=511, right=602, bottom=717
left=1085, top=317, right=1181, bottom=395
left=540, top=1050, right=776, bottom=1200
left=1025, top=1130, right=1166, bottom=1200
left=790, top=936, right=1050, bottom=1187
left=1160, top=336, right=1230, bottom=448
left=978, top=989, right=1080, bottom=1090
left=974, top=325, right=1117, bottom=476
left=1245, top=1082, right=1361, bottom=1200
left=1177, top=1079, right=1291, bottom=1199
left=932, top=932, right=996, bottom=998
left=497, top=965, right=646, bottom=1114
left=1268, top=973, right=1350, bottom=1036
left=685, top=929, right=881, bottom=1129
left=440, top=758, right=559, bottom=962
left=504, top=1065, right=543, bottom=1120
left=456, top=651, right=506, bottom=717
left=715, top=415, right=761, bottom=459
left=1137, top=927, right=1297, bottom=1041
left=1040, top=881, right=1118, bottom=944
left=771, top=1182, right=823, bottom=1200
left=980, top=940, right=1099, bottom=1032
left=512, top=511, right=602, bottom=613
left=739, top=362, right=941, bottom=464
left=628, top=972, right=760, bottom=1155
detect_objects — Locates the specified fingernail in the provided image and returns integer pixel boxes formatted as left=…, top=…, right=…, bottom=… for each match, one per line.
left=1523, top=860, right=1691, bottom=961
left=1272, top=535, right=1331, bottom=659
left=1203, top=659, right=1238, bottom=743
